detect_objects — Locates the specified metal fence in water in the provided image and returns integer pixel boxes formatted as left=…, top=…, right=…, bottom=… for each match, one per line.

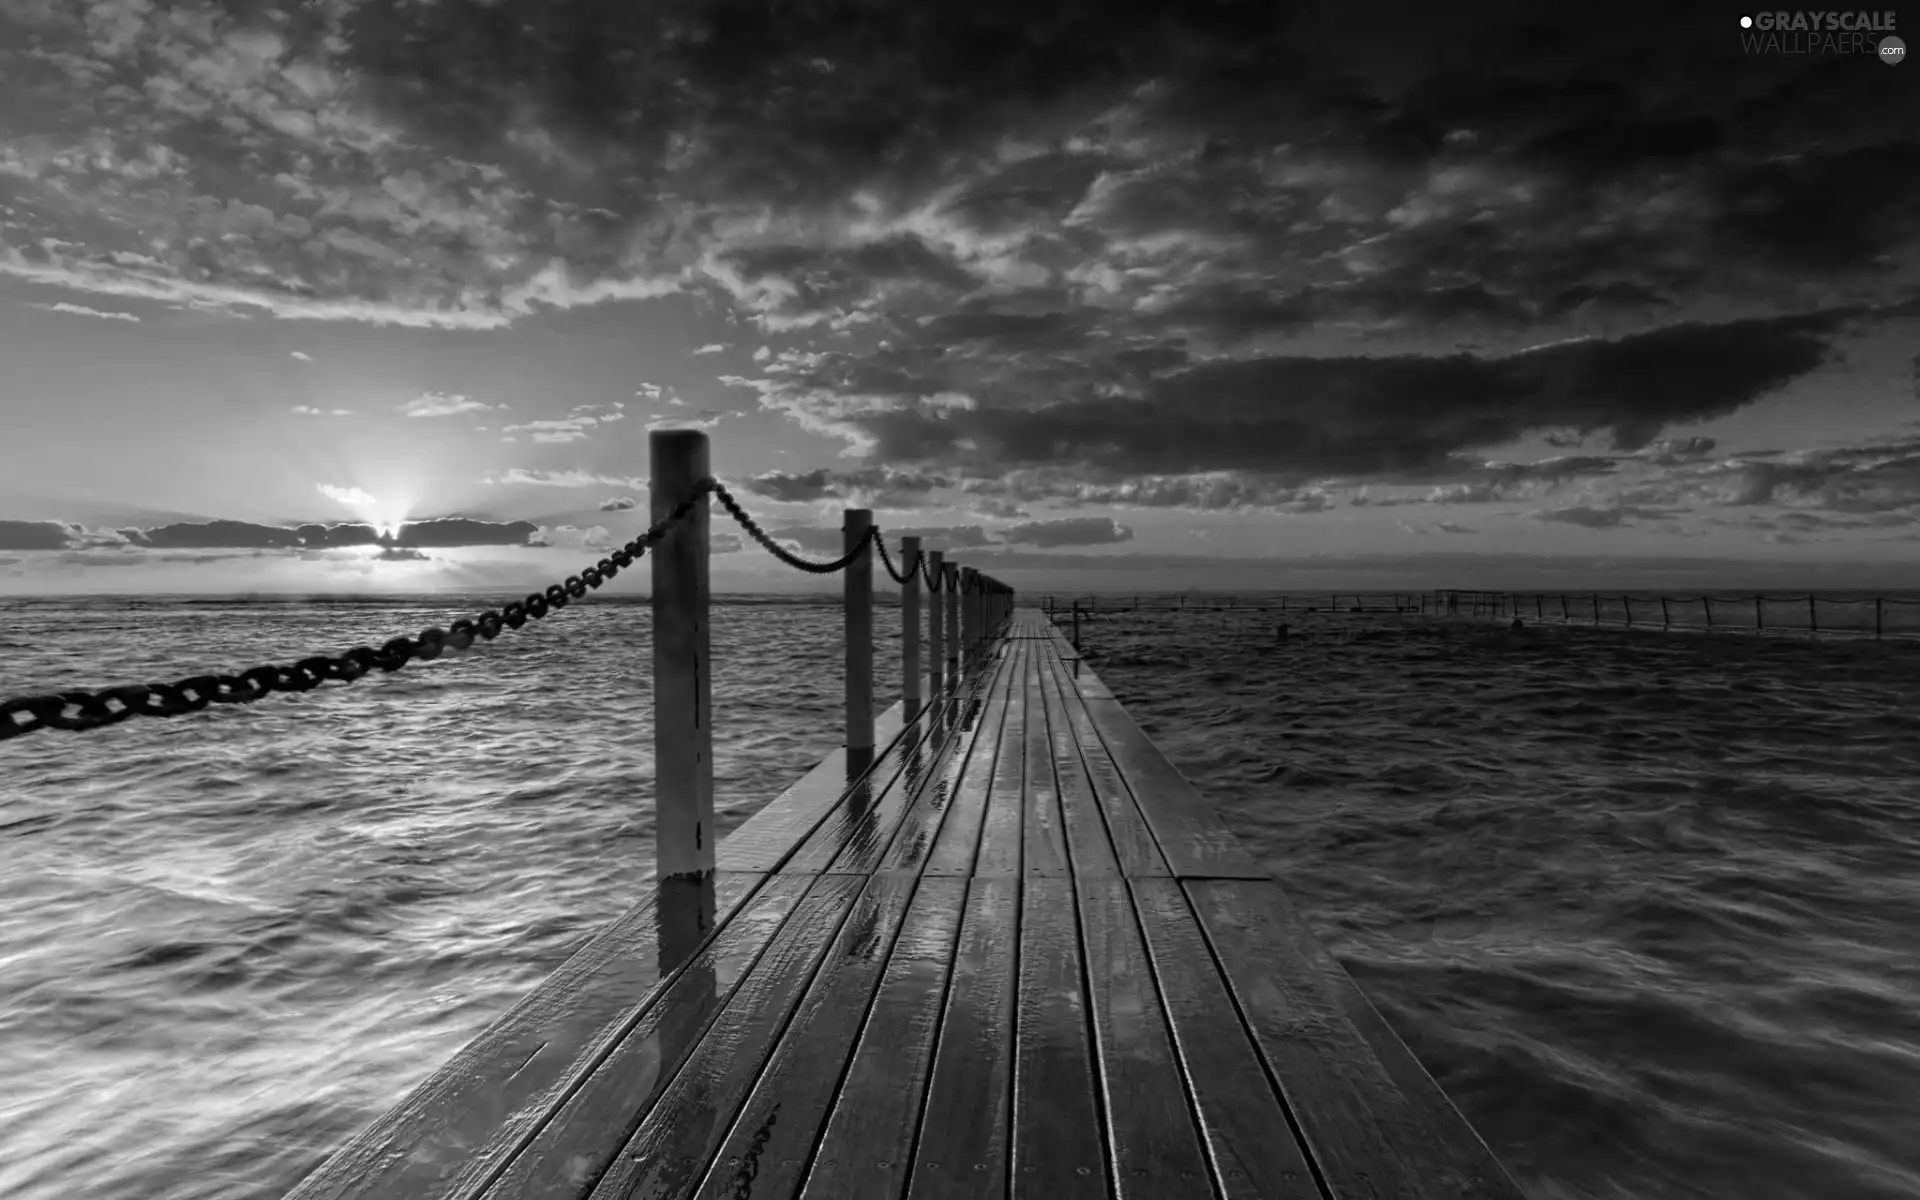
left=1038, top=591, right=1920, bottom=643
left=1443, top=590, right=1920, bottom=640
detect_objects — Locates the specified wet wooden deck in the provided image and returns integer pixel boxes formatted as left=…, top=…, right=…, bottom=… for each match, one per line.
left=287, top=609, right=1523, bottom=1200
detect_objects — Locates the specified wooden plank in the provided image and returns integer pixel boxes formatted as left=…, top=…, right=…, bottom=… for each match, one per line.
left=718, top=685, right=924, bottom=872
left=1076, top=878, right=1214, bottom=1200
left=1036, top=649, right=1120, bottom=879
left=821, top=706, right=956, bottom=875
left=1041, top=652, right=1167, bottom=879
left=1021, top=643, right=1072, bottom=878
left=1010, top=876, right=1106, bottom=1197
left=574, top=874, right=869, bottom=1200
left=282, top=872, right=770, bottom=1200
left=1186, top=879, right=1528, bottom=1200
left=924, top=638, right=1023, bottom=877
left=881, top=645, right=1020, bottom=875
left=907, top=878, right=1019, bottom=1200
left=689, top=873, right=921, bottom=1199
left=800, top=877, right=969, bottom=1200
left=970, top=642, right=1030, bottom=878
left=779, top=688, right=961, bottom=874
left=469, top=874, right=845, bottom=1199
left=1129, top=880, right=1322, bottom=1200
left=1078, top=695, right=1266, bottom=879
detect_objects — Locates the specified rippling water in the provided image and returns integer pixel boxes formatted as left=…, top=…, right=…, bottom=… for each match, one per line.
left=4, top=595, right=1919, bottom=1199
left=0, top=595, right=902, bottom=1200
left=1077, top=603, right=1920, bottom=1200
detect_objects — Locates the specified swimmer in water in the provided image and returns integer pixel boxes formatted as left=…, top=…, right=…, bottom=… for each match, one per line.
left=1511, top=617, right=1524, bottom=632
left=1276, top=622, right=1290, bottom=640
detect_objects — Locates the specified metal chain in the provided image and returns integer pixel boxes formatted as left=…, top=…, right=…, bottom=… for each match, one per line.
left=920, top=554, right=941, bottom=592
left=708, top=482, right=877, bottom=574
left=0, top=485, right=714, bottom=742
left=873, top=532, right=922, bottom=586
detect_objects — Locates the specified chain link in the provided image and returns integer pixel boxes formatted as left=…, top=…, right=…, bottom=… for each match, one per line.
left=3, top=479, right=1024, bottom=742
left=873, top=532, right=922, bottom=586
left=0, top=486, right=714, bottom=742
left=708, top=482, right=877, bottom=574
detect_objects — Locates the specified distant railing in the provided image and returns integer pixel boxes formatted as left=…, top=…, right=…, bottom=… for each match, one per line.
left=1036, top=589, right=1920, bottom=647
left=0, top=431, right=1017, bottom=879
left=1040, top=593, right=1432, bottom=650
left=1438, top=590, right=1920, bottom=640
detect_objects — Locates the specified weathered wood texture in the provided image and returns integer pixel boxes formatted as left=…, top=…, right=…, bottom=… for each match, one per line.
left=289, top=611, right=1522, bottom=1200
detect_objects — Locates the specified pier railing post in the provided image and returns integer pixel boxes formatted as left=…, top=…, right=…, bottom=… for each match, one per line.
left=650, top=429, right=713, bottom=881
left=845, top=508, right=874, bottom=754
left=944, top=562, right=960, bottom=677
left=1072, top=599, right=1081, bottom=650
left=960, top=567, right=976, bottom=664
left=902, top=536, right=921, bottom=705
left=927, top=550, right=945, bottom=693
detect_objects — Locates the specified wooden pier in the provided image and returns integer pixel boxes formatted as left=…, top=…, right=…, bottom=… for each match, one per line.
left=287, top=606, right=1522, bottom=1200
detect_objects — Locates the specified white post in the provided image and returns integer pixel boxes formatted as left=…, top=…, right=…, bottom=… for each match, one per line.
left=845, top=508, right=873, bottom=753
left=651, top=430, right=713, bottom=880
left=927, top=549, right=945, bottom=694
left=901, top=536, right=921, bottom=705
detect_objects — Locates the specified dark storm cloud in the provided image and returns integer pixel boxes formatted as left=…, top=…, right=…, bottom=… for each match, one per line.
left=0, top=521, right=75, bottom=551
left=1002, top=517, right=1133, bottom=548
left=9, top=0, right=1919, bottom=534
left=130, top=521, right=303, bottom=549
left=743, top=467, right=952, bottom=507
left=877, top=525, right=996, bottom=549
left=1529, top=504, right=1682, bottom=529
left=2, top=517, right=586, bottom=554
left=1632, top=439, right=1920, bottom=515
left=771, top=521, right=995, bottom=555
left=294, top=523, right=383, bottom=548
left=802, top=311, right=1845, bottom=483
left=9, top=0, right=1915, bottom=348
left=392, top=518, right=543, bottom=547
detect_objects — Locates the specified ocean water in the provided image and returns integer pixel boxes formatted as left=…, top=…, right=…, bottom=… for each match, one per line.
left=1077, top=602, right=1920, bottom=1200
left=3, top=595, right=1919, bottom=1200
left=0, top=595, right=903, bottom=1200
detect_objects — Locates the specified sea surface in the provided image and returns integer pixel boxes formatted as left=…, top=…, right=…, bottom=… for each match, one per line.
left=4, top=593, right=1920, bottom=1200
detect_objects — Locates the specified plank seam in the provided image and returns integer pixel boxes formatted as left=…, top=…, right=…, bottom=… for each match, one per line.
left=1049, top=668, right=1128, bottom=1200
left=1116, top=877, right=1240, bottom=1200
left=456, top=878, right=811, bottom=1200
left=1003, top=643, right=1029, bottom=1196
left=1040, top=647, right=1173, bottom=879
left=464, top=664, right=995, bottom=1198
left=793, top=645, right=1018, bottom=1192
left=772, top=673, right=981, bottom=875
left=1174, top=881, right=1340, bottom=1200
left=700, top=874, right=927, bottom=1197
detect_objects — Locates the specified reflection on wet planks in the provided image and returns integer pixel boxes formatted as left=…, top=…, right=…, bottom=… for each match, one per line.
left=288, top=610, right=1523, bottom=1200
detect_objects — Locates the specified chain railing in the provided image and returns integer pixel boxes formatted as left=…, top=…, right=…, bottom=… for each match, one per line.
left=707, top=482, right=880, bottom=575
left=872, top=531, right=921, bottom=586
left=0, top=488, right=714, bottom=742
left=3, top=462, right=1018, bottom=744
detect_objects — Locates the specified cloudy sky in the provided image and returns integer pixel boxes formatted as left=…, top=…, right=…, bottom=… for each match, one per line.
left=2, top=0, right=1918, bottom=596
